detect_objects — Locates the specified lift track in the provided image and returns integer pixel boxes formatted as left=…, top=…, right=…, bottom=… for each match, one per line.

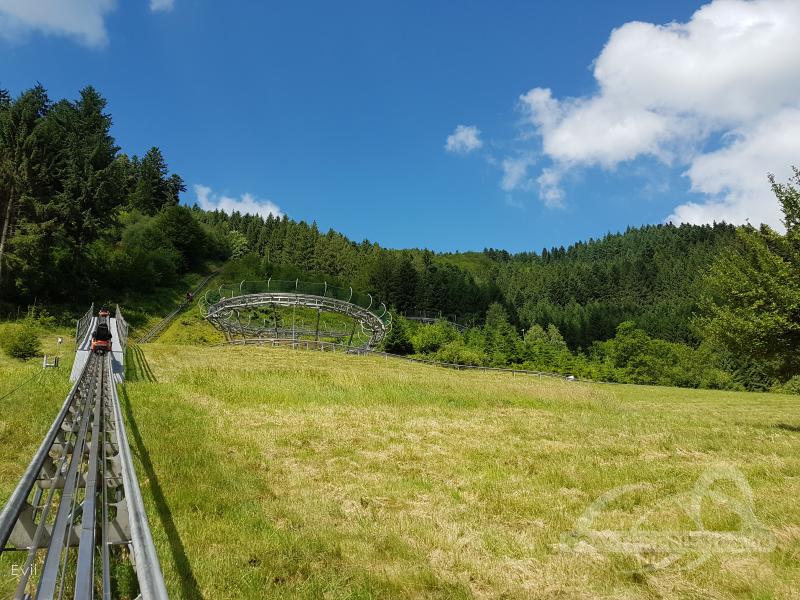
left=0, top=310, right=166, bottom=600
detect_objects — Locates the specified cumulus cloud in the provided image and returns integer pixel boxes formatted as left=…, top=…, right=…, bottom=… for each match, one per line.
left=445, top=125, right=483, bottom=154
left=519, top=0, right=800, bottom=226
left=0, top=0, right=116, bottom=47
left=500, top=155, right=535, bottom=192
left=194, top=184, right=284, bottom=220
left=149, top=0, right=174, bottom=12
left=536, top=168, right=566, bottom=209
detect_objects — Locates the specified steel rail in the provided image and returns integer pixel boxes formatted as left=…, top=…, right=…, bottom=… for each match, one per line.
left=74, top=356, right=105, bottom=598
left=108, top=354, right=169, bottom=599
left=1, top=307, right=169, bottom=599
left=0, top=353, right=93, bottom=551
left=204, top=291, right=391, bottom=348
left=36, top=356, right=101, bottom=598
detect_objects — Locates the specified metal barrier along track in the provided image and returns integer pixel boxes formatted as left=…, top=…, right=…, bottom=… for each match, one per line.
left=137, top=272, right=216, bottom=344
left=202, top=283, right=392, bottom=348
left=0, top=350, right=167, bottom=598
left=75, top=304, right=94, bottom=349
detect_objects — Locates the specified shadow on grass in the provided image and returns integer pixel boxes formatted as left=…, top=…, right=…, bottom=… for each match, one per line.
left=125, top=344, right=157, bottom=383
left=120, top=385, right=203, bottom=599
left=776, top=422, right=800, bottom=433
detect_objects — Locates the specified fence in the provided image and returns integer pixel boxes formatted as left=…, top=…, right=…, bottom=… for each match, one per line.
left=115, top=304, right=129, bottom=352
left=74, top=303, right=94, bottom=348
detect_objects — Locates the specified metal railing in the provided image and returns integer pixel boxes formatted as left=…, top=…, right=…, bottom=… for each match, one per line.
left=75, top=302, right=94, bottom=348
left=205, top=279, right=392, bottom=329
left=202, top=279, right=392, bottom=348
left=115, top=304, right=129, bottom=352
left=110, top=360, right=169, bottom=599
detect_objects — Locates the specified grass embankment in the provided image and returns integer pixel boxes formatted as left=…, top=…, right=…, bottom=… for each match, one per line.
left=152, top=291, right=224, bottom=346
left=122, top=270, right=218, bottom=341
left=120, top=344, right=799, bottom=599
left=0, top=326, right=75, bottom=598
left=435, top=252, right=496, bottom=286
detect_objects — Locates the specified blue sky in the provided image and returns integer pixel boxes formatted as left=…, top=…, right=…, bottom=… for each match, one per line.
left=2, top=0, right=798, bottom=253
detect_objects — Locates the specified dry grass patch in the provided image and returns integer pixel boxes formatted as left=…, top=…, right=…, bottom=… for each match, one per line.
left=4, top=341, right=797, bottom=599
left=121, top=343, right=800, bottom=599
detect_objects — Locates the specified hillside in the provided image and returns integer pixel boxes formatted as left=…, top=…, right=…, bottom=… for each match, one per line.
left=112, top=345, right=800, bottom=597
left=4, top=84, right=793, bottom=392
left=2, top=312, right=799, bottom=598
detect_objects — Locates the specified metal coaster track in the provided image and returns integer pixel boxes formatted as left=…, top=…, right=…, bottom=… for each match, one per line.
left=201, top=279, right=392, bottom=348
left=0, top=311, right=167, bottom=600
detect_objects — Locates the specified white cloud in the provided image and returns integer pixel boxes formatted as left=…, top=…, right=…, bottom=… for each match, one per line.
left=194, top=184, right=284, bottom=220
left=0, top=0, right=116, bottom=47
left=500, top=155, right=535, bottom=192
left=518, top=0, right=800, bottom=226
left=445, top=124, right=483, bottom=154
left=669, top=108, right=800, bottom=225
left=149, top=0, right=174, bottom=12
left=536, top=168, right=566, bottom=209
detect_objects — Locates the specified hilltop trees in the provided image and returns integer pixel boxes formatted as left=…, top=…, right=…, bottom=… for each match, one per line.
left=698, top=168, right=800, bottom=388
left=0, top=84, right=218, bottom=303
left=126, top=147, right=185, bottom=215
left=0, top=85, right=52, bottom=295
left=490, top=223, right=736, bottom=349
left=3, top=82, right=799, bottom=392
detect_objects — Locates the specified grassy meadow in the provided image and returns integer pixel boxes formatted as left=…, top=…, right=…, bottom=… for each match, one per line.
left=0, top=326, right=76, bottom=598
left=116, top=343, right=799, bottom=599
left=1, top=326, right=799, bottom=599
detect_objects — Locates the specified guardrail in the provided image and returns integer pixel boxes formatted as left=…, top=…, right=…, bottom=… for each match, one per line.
left=110, top=358, right=169, bottom=598
left=202, top=279, right=392, bottom=348
left=115, top=304, right=129, bottom=352
left=75, top=302, right=94, bottom=348
left=204, top=279, right=392, bottom=329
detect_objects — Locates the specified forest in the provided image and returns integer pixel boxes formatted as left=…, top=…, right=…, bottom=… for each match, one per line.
left=2, top=84, right=799, bottom=393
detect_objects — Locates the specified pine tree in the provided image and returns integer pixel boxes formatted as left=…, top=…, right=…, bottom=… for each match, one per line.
left=0, top=85, right=54, bottom=297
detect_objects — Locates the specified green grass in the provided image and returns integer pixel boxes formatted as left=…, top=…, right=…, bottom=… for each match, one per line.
left=157, top=297, right=224, bottom=346
left=158, top=295, right=370, bottom=347
left=121, top=269, right=219, bottom=340
left=114, top=344, right=800, bottom=599
left=2, top=332, right=799, bottom=598
left=0, top=325, right=76, bottom=598
left=435, top=252, right=496, bottom=285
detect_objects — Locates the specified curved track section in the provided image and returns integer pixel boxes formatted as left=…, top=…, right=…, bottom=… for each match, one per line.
left=202, top=280, right=392, bottom=348
left=0, top=308, right=167, bottom=600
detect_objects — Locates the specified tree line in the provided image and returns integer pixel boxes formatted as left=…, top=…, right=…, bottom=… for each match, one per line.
left=0, top=84, right=227, bottom=306
left=381, top=177, right=800, bottom=393
left=3, top=84, right=799, bottom=392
